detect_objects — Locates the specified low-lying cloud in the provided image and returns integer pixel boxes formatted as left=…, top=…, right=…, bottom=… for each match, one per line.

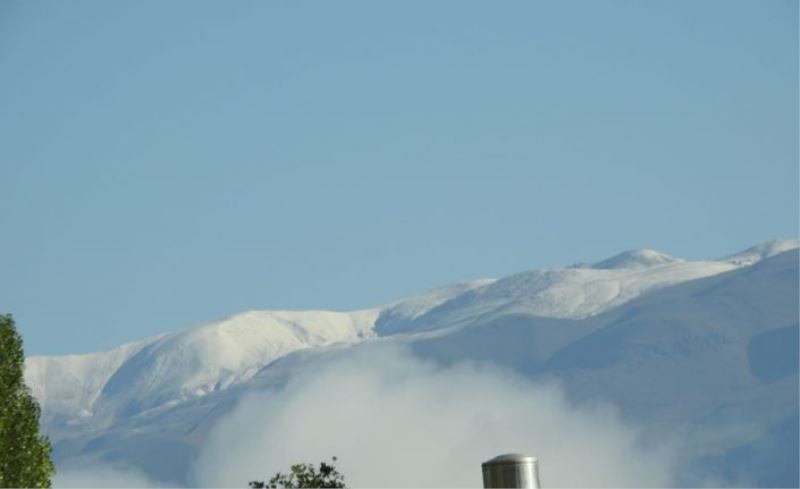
left=192, top=344, right=677, bottom=487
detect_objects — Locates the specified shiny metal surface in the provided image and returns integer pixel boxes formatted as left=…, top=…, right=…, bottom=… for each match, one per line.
left=482, top=453, right=540, bottom=488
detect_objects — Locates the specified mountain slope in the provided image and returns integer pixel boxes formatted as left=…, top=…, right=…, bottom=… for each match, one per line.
left=22, top=240, right=799, bottom=486
left=26, top=240, right=798, bottom=429
left=410, top=250, right=799, bottom=486
left=376, top=241, right=797, bottom=336
left=26, top=309, right=378, bottom=429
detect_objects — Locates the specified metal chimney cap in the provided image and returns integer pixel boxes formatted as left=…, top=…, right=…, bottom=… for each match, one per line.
left=482, top=454, right=540, bottom=488
left=483, top=453, right=538, bottom=466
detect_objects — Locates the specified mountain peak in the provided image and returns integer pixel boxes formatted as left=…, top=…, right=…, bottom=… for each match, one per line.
left=591, top=248, right=683, bottom=270
left=722, top=239, right=800, bottom=266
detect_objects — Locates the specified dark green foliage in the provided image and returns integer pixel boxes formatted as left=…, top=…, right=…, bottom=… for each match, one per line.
left=249, top=457, right=345, bottom=488
left=0, top=314, right=54, bottom=488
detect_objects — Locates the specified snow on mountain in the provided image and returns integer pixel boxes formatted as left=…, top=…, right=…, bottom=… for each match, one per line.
left=27, top=309, right=378, bottom=428
left=409, top=249, right=799, bottom=487
left=590, top=248, right=683, bottom=269
left=377, top=250, right=753, bottom=335
left=721, top=238, right=800, bottom=266
left=24, top=239, right=800, bottom=429
left=418, top=239, right=799, bottom=327
left=378, top=279, right=497, bottom=320
left=25, top=336, right=162, bottom=425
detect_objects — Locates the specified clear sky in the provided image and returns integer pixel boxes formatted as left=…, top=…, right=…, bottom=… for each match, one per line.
left=1, top=0, right=797, bottom=355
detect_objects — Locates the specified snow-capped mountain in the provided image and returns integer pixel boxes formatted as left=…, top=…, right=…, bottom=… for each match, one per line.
left=29, top=240, right=792, bottom=427
left=26, top=309, right=378, bottom=427
left=23, top=239, right=799, bottom=487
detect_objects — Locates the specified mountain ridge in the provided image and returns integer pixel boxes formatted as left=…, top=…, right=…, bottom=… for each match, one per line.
left=25, top=239, right=798, bottom=429
left=23, top=240, right=799, bottom=487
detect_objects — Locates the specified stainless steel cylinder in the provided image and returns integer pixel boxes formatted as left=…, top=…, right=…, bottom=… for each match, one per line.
left=482, top=453, right=540, bottom=488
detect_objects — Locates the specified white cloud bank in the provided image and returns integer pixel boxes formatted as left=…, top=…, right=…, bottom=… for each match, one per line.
left=191, top=345, right=678, bottom=488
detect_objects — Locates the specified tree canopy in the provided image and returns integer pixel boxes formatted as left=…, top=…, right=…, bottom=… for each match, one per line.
left=249, top=457, right=346, bottom=488
left=0, top=314, right=54, bottom=488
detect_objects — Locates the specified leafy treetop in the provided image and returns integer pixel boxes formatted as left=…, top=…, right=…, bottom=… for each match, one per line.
left=249, top=457, right=346, bottom=488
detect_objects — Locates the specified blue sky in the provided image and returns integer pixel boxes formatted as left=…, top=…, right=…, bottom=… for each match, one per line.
left=1, top=0, right=797, bottom=355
